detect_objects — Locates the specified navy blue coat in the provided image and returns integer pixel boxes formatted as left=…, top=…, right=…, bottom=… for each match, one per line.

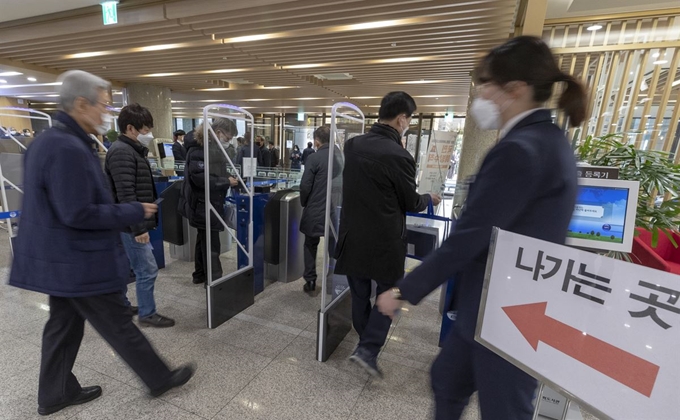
left=9, top=112, right=145, bottom=297
left=398, top=110, right=578, bottom=339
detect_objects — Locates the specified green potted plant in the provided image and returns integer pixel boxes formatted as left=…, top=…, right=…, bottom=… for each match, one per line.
left=105, top=129, right=118, bottom=143
left=576, top=134, right=680, bottom=259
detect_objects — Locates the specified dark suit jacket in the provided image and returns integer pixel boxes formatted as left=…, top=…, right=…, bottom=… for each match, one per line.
left=172, top=141, right=187, bottom=162
left=335, top=123, right=430, bottom=283
left=9, top=111, right=144, bottom=297
left=398, top=110, right=578, bottom=339
left=299, top=144, right=343, bottom=237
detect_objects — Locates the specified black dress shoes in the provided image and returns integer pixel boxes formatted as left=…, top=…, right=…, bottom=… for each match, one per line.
left=150, top=364, right=195, bottom=398
left=303, top=280, right=316, bottom=293
left=38, top=385, right=102, bottom=416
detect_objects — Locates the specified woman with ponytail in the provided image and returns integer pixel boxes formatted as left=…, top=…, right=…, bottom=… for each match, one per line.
left=377, top=36, right=586, bottom=419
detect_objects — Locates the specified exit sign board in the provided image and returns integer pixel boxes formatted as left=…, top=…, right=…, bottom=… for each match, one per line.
left=101, top=1, right=118, bottom=25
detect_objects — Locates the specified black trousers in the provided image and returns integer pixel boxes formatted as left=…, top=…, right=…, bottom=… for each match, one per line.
left=303, top=234, right=336, bottom=283
left=39, top=293, right=173, bottom=407
left=346, top=275, right=394, bottom=357
left=431, top=330, right=537, bottom=420
left=194, top=228, right=222, bottom=282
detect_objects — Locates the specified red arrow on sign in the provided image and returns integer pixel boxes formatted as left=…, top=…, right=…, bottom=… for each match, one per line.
left=503, top=302, right=660, bottom=397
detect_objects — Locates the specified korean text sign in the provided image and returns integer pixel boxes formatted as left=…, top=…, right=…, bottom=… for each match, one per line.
left=476, top=229, right=679, bottom=420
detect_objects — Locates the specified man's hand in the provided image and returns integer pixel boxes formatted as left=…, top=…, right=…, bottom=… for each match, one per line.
left=141, top=203, right=158, bottom=219
left=376, top=291, right=402, bottom=320
left=430, top=193, right=442, bottom=206
left=135, top=232, right=150, bottom=244
left=229, top=176, right=238, bottom=187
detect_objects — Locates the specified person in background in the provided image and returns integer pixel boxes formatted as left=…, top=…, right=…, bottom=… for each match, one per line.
left=106, top=104, right=175, bottom=328
left=236, top=136, right=244, bottom=156
left=223, top=136, right=236, bottom=163
left=299, top=126, right=343, bottom=293
left=377, top=36, right=586, bottom=420
left=302, top=141, right=315, bottom=166
left=8, top=70, right=193, bottom=416
left=268, top=140, right=280, bottom=168
left=290, top=144, right=302, bottom=170
left=172, top=130, right=187, bottom=176
left=256, top=135, right=271, bottom=168
left=236, top=134, right=256, bottom=172
left=335, top=91, right=441, bottom=378
left=179, top=118, right=239, bottom=285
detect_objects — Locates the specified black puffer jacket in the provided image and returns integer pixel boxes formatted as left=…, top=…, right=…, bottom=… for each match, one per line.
left=299, top=144, right=343, bottom=238
left=105, top=135, right=158, bottom=236
left=178, top=135, right=232, bottom=231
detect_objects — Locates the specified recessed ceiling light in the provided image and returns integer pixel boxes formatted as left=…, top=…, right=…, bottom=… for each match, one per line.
left=0, top=71, right=23, bottom=76
left=27, top=77, right=37, bottom=82
left=0, top=79, right=6, bottom=84
left=587, top=24, right=603, bottom=31
left=653, top=60, right=668, bottom=65
left=284, top=63, right=326, bottom=69
left=652, top=53, right=660, bottom=58
left=68, top=51, right=108, bottom=59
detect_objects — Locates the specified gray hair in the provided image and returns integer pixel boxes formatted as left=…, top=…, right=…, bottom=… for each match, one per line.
left=58, top=70, right=110, bottom=112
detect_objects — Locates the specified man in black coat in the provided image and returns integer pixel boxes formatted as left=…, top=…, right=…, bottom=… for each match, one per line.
left=299, top=126, right=343, bottom=293
left=8, top=71, right=193, bottom=416
left=268, top=139, right=280, bottom=168
left=255, top=135, right=271, bottom=168
left=335, top=91, right=441, bottom=377
left=172, top=129, right=186, bottom=176
left=302, top=141, right=315, bottom=166
left=105, top=103, right=174, bottom=328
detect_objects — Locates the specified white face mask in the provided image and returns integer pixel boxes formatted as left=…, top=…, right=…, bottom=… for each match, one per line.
left=400, top=116, right=410, bottom=137
left=94, top=113, right=112, bottom=136
left=137, top=132, right=154, bottom=146
left=470, top=97, right=502, bottom=130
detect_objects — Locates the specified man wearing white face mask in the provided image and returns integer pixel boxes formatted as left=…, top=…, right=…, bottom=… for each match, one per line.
left=105, top=103, right=175, bottom=328
left=335, top=91, right=441, bottom=378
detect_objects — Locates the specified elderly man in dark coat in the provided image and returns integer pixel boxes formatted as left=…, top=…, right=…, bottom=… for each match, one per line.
left=298, top=126, right=343, bottom=293
left=8, top=70, right=194, bottom=416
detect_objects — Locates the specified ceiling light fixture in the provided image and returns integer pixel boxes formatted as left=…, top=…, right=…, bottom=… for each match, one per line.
left=343, top=20, right=400, bottom=31
left=397, top=80, right=450, bottom=84
left=142, top=72, right=184, bottom=77
left=202, top=68, right=245, bottom=74
left=226, top=34, right=272, bottom=43
left=653, top=60, right=668, bottom=65
left=0, top=71, right=23, bottom=76
left=68, top=51, right=109, bottom=59
left=587, top=24, right=603, bottom=31
left=284, top=64, right=326, bottom=69
left=133, top=43, right=186, bottom=52
left=27, top=77, right=37, bottom=82
left=0, top=79, right=6, bottom=84
left=377, top=57, right=428, bottom=64
left=195, top=88, right=232, bottom=91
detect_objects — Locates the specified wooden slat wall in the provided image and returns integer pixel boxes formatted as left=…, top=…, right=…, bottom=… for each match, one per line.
left=546, top=13, right=680, bottom=156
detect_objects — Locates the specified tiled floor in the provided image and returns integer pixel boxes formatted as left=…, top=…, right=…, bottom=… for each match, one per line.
left=0, top=237, right=600, bottom=419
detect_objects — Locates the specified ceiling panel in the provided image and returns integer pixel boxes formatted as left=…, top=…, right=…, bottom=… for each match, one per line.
left=0, top=0, right=518, bottom=117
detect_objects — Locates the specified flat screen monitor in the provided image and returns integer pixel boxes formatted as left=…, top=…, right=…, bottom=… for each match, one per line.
left=565, top=178, right=639, bottom=253
left=163, top=143, right=174, bottom=160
